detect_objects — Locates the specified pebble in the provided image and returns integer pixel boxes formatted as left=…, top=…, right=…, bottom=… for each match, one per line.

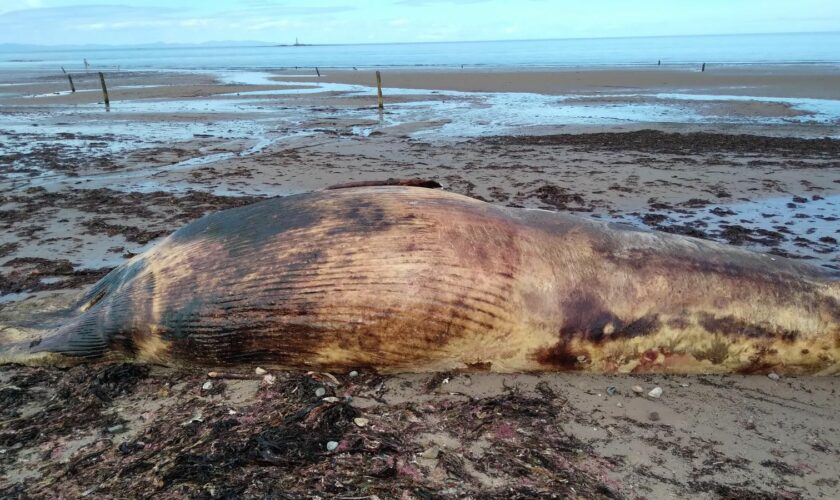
left=606, top=386, right=617, bottom=396
left=616, top=402, right=623, bottom=408
left=353, top=417, right=369, bottom=427
left=420, top=446, right=440, bottom=459
left=648, top=387, right=663, bottom=399
left=107, top=424, right=126, bottom=434
left=201, top=381, right=213, bottom=391
left=326, top=441, right=339, bottom=451
left=576, top=355, right=588, bottom=363
left=768, top=372, right=781, bottom=381
left=262, top=374, right=276, bottom=386
left=315, top=387, right=327, bottom=397
left=322, top=397, right=340, bottom=403
left=632, top=385, right=644, bottom=395
left=648, top=412, right=661, bottom=422
left=348, top=370, right=359, bottom=378
left=254, top=367, right=267, bottom=375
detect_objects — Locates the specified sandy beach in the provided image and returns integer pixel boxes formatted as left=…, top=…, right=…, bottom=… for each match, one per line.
left=1, top=65, right=839, bottom=498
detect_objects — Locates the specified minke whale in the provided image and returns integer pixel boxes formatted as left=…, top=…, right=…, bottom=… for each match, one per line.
left=2, top=183, right=838, bottom=374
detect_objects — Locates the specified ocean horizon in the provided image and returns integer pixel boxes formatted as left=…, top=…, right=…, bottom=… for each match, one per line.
left=2, top=31, right=839, bottom=71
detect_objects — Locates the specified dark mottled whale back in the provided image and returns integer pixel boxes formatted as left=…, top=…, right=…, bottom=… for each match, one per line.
left=9, top=185, right=840, bottom=373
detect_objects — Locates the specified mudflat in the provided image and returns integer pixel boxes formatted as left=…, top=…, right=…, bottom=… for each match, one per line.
left=0, top=66, right=838, bottom=498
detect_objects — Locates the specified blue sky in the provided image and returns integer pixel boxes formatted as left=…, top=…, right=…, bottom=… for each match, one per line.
left=0, top=0, right=838, bottom=46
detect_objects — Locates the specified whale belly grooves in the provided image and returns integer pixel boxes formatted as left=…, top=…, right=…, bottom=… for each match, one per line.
left=2, top=185, right=837, bottom=374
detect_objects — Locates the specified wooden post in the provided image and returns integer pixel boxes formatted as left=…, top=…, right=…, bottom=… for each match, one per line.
left=98, top=72, right=110, bottom=109
left=376, top=70, right=383, bottom=110
left=657, top=59, right=661, bottom=66
left=84, top=58, right=90, bottom=72
left=61, top=66, right=66, bottom=74
left=67, top=74, right=76, bottom=93
left=315, top=67, right=321, bottom=77
left=701, top=62, right=706, bottom=72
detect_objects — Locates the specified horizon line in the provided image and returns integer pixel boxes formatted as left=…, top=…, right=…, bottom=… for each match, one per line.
left=2, top=30, right=839, bottom=51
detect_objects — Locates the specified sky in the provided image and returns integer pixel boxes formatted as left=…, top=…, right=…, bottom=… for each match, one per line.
left=0, top=0, right=838, bottom=46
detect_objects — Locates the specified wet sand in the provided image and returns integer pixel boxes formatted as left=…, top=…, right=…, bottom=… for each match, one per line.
left=287, top=65, right=840, bottom=99
left=1, top=66, right=839, bottom=498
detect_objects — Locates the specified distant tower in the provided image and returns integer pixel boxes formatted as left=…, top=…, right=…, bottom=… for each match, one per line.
left=295, top=37, right=300, bottom=46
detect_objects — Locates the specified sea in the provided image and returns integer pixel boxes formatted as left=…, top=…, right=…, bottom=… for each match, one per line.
left=1, top=32, right=839, bottom=71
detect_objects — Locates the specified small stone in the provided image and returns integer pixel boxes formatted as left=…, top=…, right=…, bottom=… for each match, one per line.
left=262, top=374, right=276, bottom=386
left=201, top=381, right=213, bottom=391
left=255, top=367, right=267, bottom=375
left=632, top=385, right=644, bottom=394
left=648, top=387, right=663, bottom=399
left=315, top=387, right=327, bottom=397
left=420, top=446, right=440, bottom=459
left=463, top=376, right=472, bottom=387
left=576, top=355, right=588, bottom=363
left=768, top=372, right=780, bottom=381
left=648, top=411, right=660, bottom=422
left=353, top=417, right=369, bottom=427
left=606, top=386, right=617, bottom=396
left=616, top=402, right=623, bottom=408
left=181, top=412, right=203, bottom=426
left=107, top=424, right=126, bottom=434
left=326, top=441, right=339, bottom=451
left=322, top=397, right=340, bottom=403
left=348, top=370, right=359, bottom=378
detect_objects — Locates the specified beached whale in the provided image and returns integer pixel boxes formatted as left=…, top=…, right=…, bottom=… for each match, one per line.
left=3, top=183, right=838, bottom=374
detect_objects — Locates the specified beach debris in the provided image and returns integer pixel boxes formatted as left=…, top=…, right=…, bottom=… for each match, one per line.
left=648, top=412, right=661, bottom=422
left=326, top=440, right=339, bottom=451
left=606, top=386, right=617, bottom=396
left=201, top=381, right=213, bottom=391
left=616, top=402, right=623, bottom=408
left=353, top=417, right=369, bottom=427
left=306, top=371, right=341, bottom=387
left=425, top=371, right=454, bottom=392
left=181, top=412, right=204, bottom=426
left=348, top=370, right=359, bottom=378
left=254, top=367, right=267, bottom=375
left=262, top=374, right=276, bottom=386
left=648, top=387, right=663, bottom=399
left=315, top=387, right=327, bottom=397
left=768, top=372, right=781, bottom=381
left=632, top=385, right=644, bottom=395
left=106, top=424, right=126, bottom=434
left=420, top=446, right=441, bottom=460
left=322, top=397, right=340, bottom=403
left=208, top=371, right=260, bottom=380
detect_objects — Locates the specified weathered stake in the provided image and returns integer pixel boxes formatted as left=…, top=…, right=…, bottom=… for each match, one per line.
left=67, top=74, right=76, bottom=93
left=315, top=67, right=321, bottom=77
left=98, top=71, right=110, bottom=109
left=376, top=70, right=384, bottom=110
left=701, top=62, right=706, bottom=72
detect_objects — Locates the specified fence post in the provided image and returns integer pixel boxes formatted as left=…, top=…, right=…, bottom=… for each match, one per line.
left=99, top=72, right=110, bottom=110
left=376, top=71, right=384, bottom=110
